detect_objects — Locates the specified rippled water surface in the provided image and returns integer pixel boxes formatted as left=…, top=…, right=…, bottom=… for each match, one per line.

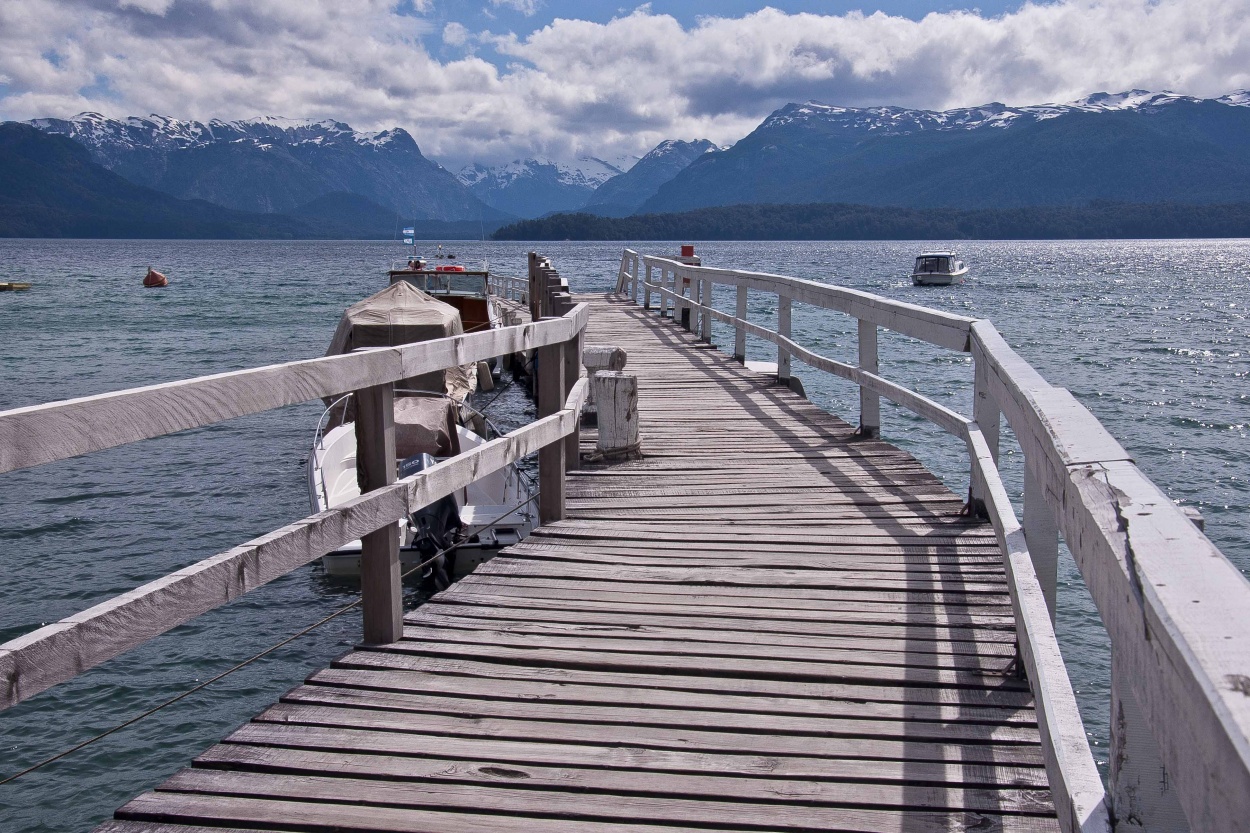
left=1, top=239, right=1246, bottom=830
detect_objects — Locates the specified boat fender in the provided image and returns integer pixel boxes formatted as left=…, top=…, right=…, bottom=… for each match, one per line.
left=476, top=361, right=494, bottom=392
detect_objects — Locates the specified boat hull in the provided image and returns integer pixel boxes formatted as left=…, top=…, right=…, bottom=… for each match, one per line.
left=911, top=268, right=968, bottom=286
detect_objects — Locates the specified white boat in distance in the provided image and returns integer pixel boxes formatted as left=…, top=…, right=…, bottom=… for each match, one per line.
left=911, top=252, right=968, bottom=286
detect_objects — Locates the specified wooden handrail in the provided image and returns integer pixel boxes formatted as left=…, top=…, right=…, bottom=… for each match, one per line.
left=620, top=248, right=1245, bottom=832
left=0, top=307, right=587, bottom=475
left=970, top=322, right=1250, bottom=833
left=641, top=254, right=976, bottom=351
left=0, top=303, right=590, bottom=711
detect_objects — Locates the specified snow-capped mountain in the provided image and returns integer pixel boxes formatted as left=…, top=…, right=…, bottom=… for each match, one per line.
left=759, top=89, right=1250, bottom=136
left=582, top=139, right=720, bottom=217
left=642, top=89, right=1250, bottom=214
left=28, top=113, right=498, bottom=221
left=457, top=156, right=638, bottom=218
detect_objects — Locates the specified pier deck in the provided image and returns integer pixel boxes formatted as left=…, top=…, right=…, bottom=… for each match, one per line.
left=100, top=293, right=1057, bottom=832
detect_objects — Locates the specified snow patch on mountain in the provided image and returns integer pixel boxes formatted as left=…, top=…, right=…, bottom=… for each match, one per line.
left=455, top=156, right=632, bottom=191
left=763, top=90, right=1250, bottom=136
left=28, top=113, right=409, bottom=155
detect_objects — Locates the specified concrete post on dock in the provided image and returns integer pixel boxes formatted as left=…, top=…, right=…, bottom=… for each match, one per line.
left=353, top=382, right=402, bottom=645
left=591, top=371, right=640, bottom=461
left=582, top=346, right=627, bottom=422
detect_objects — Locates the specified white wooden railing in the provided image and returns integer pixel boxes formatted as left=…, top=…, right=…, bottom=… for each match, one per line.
left=0, top=302, right=588, bottom=711
left=616, top=249, right=1250, bottom=833
left=488, top=272, right=530, bottom=305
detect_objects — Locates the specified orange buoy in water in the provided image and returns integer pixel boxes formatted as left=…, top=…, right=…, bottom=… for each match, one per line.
left=143, top=267, right=168, bottom=288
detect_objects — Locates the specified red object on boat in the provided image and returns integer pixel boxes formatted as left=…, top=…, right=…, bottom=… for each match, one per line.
left=434, top=265, right=466, bottom=272
left=680, top=245, right=695, bottom=257
left=143, top=268, right=168, bottom=288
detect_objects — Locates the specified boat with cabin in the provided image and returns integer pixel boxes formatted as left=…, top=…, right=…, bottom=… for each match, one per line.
left=307, top=282, right=536, bottom=581
left=911, top=252, right=968, bottom=286
left=388, top=243, right=500, bottom=338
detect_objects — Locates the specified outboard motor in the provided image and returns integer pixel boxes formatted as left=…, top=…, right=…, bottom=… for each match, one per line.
left=399, top=453, right=464, bottom=588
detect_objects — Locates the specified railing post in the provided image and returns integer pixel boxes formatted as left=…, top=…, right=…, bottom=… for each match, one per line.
left=733, top=284, right=747, bottom=364
left=563, top=328, right=582, bottom=471
left=632, top=253, right=641, bottom=303
left=643, top=262, right=653, bottom=309
left=699, top=277, right=712, bottom=343
left=777, top=294, right=792, bottom=383
left=354, top=382, right=402, bottom=645
left=661, top=267, right=671, bottom=318
left=615, top=251, right=628, bottom=293
left=857, top=319, right=880, bottom=437
left=1111, top=653, right=1192, bottom=832
left=1023, top=461, right=1059, bottom=620
left=970, top=356, right=1000, bottom=516
left=537, top=335, right=566, bottom=524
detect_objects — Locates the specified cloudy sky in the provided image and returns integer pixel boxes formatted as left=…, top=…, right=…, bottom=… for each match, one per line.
left=2, top=0, right=1248, bottom=167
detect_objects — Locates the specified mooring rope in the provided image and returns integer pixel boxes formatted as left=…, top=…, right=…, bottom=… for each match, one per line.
left=0, top=493, right=538, bottom=786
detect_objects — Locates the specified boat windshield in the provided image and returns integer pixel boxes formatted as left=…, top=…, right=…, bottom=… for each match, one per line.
left=396, top=273, right=489, bottom=296
left=915, top=256, right=951, bottom=273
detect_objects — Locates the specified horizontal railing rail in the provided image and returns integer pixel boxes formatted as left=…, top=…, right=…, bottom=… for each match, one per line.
left=0, top=301, right=589, bottom=711
left=618, top=249, right=1250, bottom=833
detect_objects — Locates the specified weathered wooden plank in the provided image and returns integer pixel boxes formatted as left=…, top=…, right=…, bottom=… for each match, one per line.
left=196, top=744, right=1055, bottom=815
left=304, top=666, right=1030, bottom=720
left=220, top=722, right=1050, bottom=786
left=280, top=682, right=1042, bottom=743
left=255, top=702, right=1045, bottom=765
left=334, top=651, right=1037, bottom=709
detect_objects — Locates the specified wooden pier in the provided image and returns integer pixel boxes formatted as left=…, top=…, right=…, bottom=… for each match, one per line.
left=4, top=251, right=1249, bottom=833
left=97, top=293, right=1055, bottom=832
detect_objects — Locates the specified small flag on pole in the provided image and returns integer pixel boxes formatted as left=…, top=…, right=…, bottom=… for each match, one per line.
left=402, top=227, right=415, bottom=236
left=403, top=237, right=414, bottom=245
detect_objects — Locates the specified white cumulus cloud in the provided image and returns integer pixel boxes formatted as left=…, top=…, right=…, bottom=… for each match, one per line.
left=1, top=1, right=1247, bottom=167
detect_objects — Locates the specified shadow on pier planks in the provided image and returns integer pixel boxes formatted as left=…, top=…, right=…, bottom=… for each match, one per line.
left=100, top=293, right=1059, bottom=833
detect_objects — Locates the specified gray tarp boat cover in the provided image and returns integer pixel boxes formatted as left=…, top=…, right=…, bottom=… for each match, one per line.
left=325, top=281, right=476, bottom=403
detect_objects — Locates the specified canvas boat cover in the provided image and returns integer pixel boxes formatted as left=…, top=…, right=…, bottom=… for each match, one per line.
left=325, top=281, right=475, bottom=403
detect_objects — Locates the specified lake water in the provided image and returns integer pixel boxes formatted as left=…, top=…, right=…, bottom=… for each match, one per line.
left=1, top=239, right=1246, bottom=831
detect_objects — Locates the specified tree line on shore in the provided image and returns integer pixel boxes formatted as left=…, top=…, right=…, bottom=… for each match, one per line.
left=491, top=201, right=1250, bottom=241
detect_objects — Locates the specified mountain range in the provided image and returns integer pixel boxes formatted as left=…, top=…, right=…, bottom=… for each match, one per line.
left=29, top=113, right=502, bottom=222
left=640, top=91, right=1250, bottom=213
left=7, top=88, right=1250, bottom=238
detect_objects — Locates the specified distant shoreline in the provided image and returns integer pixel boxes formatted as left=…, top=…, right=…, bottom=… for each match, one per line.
left=491, top=202, right=1250, bottom=242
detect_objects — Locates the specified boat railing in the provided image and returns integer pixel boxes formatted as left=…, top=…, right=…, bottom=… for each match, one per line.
left=0, top=297, right=589, bottom=714
left=487, top=272, right=530, bottom=305
left=616, top=248, right=1250, bottom=833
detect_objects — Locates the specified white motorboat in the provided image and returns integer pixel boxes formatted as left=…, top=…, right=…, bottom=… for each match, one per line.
left=308, top=282, right=536, bottom=581
left=307, top=399, right=536, bottom=580
left=911, top=252, right=968, bottom=286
